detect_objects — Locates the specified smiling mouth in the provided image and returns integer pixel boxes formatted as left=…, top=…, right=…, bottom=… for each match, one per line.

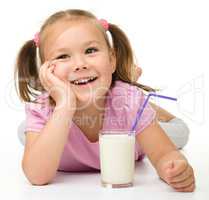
left=70, top=76, right=98, bottom=85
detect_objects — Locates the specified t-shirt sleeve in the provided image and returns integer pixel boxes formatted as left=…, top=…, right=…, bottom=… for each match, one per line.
left=24, top=102, right=49, bottom=133
left=131, top=89, right=156, bottom=136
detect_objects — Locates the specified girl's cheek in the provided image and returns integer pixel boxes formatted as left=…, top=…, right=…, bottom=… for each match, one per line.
left=52, top=61, right=70, bottom=79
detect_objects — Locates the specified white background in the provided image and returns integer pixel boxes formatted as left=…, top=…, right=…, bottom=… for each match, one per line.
left=0, top=0, right=208, bottom=199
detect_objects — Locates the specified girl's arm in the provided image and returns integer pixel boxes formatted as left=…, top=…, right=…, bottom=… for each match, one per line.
left=136, top=121, right=195, bottom=192
left=149, top=102, right=176, bottom=122
left=22, top=108, right=73, bottom=185
left=22, top=61, right=77, bottom=185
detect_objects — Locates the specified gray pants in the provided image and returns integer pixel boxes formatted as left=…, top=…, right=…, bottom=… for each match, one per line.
left=17, top=118, right=189, bottom=149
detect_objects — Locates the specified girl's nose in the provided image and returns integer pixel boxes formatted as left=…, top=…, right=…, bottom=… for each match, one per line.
left=72, top=55, right=88, bottom=72
left=74, top=66, right=87, bottom=71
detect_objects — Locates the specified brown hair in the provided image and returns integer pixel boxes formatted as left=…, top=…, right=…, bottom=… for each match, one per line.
left=15, top=9, right=155, bottom=104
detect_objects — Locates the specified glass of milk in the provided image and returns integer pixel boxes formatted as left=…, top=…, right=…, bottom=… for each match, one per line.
left=99, top=130, right=135, bottom=188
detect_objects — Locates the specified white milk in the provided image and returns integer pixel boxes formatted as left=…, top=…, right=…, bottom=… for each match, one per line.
left=99, top=133, right=135, bottom=187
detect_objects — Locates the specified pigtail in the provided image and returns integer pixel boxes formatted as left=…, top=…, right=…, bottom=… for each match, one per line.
left=108, top=24, right=155, bottom=92
left=15, top=40, right=43, bottom=102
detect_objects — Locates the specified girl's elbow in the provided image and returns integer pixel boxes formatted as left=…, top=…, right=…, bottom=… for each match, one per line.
left=22, top=162, right=54, bottom=186
left=25, top=171, right=53, bottom=186
left=29, top=178, right=51, bottom=186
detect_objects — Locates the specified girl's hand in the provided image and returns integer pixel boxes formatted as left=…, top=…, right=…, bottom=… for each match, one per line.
left=39, top=61, right=77, bottom=113
left=160, top=160, right=195, bottom=192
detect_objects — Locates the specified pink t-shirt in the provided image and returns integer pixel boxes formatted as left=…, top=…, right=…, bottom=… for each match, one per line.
left=25, top=80, right=156, bottom=172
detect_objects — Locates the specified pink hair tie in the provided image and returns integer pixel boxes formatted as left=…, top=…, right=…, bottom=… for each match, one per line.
left=33, top=32, right=40, bottom=47
left=98, top=19, right=109, bottom=31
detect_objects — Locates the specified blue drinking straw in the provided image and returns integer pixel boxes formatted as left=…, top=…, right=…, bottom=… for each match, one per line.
left=131, top=93, right=177, bottom=131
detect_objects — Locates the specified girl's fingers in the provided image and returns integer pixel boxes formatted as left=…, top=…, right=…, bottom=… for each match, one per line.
left=163, top=160, right=195, bottom=192
left=170, top=174, right=194, bottom=189
left=49, top=64, right=55, bottom=73
left=166, top=160, right=188, bottom=178
left=46, top=65, right=62, bottom=85
left=175, top=182, right=195, bottom=192
left=39, top=63, right=47, bottom=88
left=39, top=61, right=51, bottom=90
left=168, top=165, right=193, bottom=183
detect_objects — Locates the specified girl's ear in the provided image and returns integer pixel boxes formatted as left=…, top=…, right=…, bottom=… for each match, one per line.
left=109, top=49, right=116, bottom=73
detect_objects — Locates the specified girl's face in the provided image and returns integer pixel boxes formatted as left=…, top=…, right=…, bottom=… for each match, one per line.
left=43, top=20, right=116, bottom=106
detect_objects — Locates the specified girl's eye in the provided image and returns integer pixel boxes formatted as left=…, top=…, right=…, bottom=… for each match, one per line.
left=85, top=47, right=98, bottom=54
left=56, top=54, right=70, bottom=60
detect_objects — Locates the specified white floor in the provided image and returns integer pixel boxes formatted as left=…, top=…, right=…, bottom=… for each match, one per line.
left=1, top=129, right=209, bottom=200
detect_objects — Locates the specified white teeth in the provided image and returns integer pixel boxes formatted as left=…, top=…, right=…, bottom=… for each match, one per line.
left=75, top=79, right=89, bottom=84
left=72, top=76, right=97, bottom=85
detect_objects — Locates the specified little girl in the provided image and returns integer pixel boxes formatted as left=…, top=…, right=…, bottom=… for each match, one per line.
left=15, top=9, right=195, bottom=191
